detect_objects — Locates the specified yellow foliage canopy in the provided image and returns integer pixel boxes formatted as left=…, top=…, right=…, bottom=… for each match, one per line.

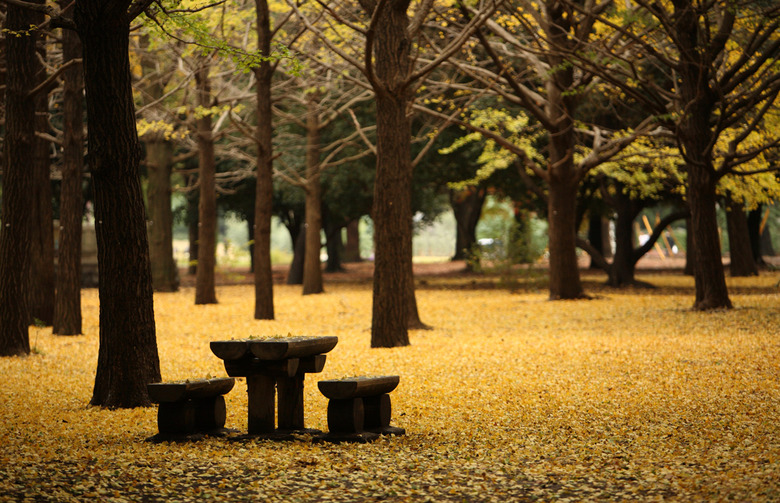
left=1, top=273, right=779, bottom=500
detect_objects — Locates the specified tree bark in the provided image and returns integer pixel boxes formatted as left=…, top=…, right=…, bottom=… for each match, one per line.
left=371, top=89, right=413, bottom=346
left=0, top=2, right=39, bottom=356
left=726, top=198, right=758, bottom=277
left=186, top=178, right=199, bottom=276
left=146, top=136, right=180, bottom=292
left=683, top=217, right=694, bottom=276
left=324, top=212, right=344, bottom=272
left=75, top=2, right=161, bottom=407
left=29, top=37, right=56, bottom=327
left=363, top=0, right=422, bottom=347
left=253, top=0, right=275, bottom=319
left=547, top=177, right=585, bottom=299
left=608, top=195, right=639, bottom=287
left=343, top=219, right=361, bottom=263
left=287, top=225, right=305, bottom=285
left=747, top=207, right=769, bottom=266
left=544, top=1, right=585, bottom=300
left=53, top=18, right=84, bottom=336
left=686, top=167, right=731, bottom=308
left=450, top=187, right=485, bottom=263
left=194, top=64, right=218, bottom=305
left=674, top=1, right=732, bottom=310
left=303, top=93, right=324, bottom=295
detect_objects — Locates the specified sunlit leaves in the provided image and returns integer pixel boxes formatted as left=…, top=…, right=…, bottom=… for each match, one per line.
left=441, top=107, right=542, bottom=189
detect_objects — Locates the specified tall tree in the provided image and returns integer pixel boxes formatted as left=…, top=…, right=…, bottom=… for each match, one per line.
left=290, top=0, right=497, bottom=346
left=136, top=35, right=180, bottom=293
left=253, top=0, right=275, bottom=319
left=29, top=24, right=55, bottom=327
left=53, top=3, right=84, bottom=335
left=194, top=59, right=219, bottom=304
left=0, top=0, right=41, bottom=355
left=73, top=0, right=161, bottom=407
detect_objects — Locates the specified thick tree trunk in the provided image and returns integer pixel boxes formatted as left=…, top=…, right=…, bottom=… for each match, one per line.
left=366, top=0, right=423, bottom=346
left=302, top=93, right=324, bottom=295
left=194, top=64, right=218, bottom=305
left=547, top=178, right=585, bottom=299
left=53, top=21, right=84, bottom=336
left=75, top=3, right=161, bottom=407
left=29, top=42, right=56, bottom=327
left=253, top=0, right=274, bottom=319
left=544, top=8, right=585, bottom=300
left=146, top=136, right=180, bottom=292
left=371, top=90, right=413, bottom=346
left=450, top=187, right=484, bottom=263
left=687, top=165, right=732, bottom=309
left=726, top=199, right=758, bottom=277
left=0, top=2, right=38, bottom=355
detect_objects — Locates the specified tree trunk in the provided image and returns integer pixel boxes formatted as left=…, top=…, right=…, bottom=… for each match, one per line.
left=287, top=225, right=305, bottom=285
left=75, top=2, right=161, bottom=407
left=547, top=178, right=585, bottom=299
left=186, top=178, right=198, bottom=276
left=683, top=217, right=694, bottom=276
left=674, top=2, right=731, bottom=310
left=146, top=136, right=180, bottom=292
left=253, top=0, right=274, bottom=319
left=343, top=219, right=361, bottom=262
left=194, top=64, right=218, bottom=305
left=687, top=165, right=732, bottom=309
left=367, top=0, right=418, bottom=347
left=246, top=213, right=256, bottom=273
left=0, top=2, right=39, bottom=356
left=303, top=93, right=324, bottom=295
left=726, top=199, right=758, bottom=277
left=587, top=214, right=611, bottom=269
left=29, top=40, right=56, bottom=327
left=324, top=212, right=344, bottom=272
left=608, top=196, right=639, bottom=287
left=450, top=187, right=484, bottom=263
left=53, top=19, right=84, bottom=336
left=747, top=207, right=769, bottom=265
left=544, top=8, right=585, bottom=300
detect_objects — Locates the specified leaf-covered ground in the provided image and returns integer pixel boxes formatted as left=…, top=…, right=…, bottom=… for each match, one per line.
left=2, top=269, right=779, bottom=502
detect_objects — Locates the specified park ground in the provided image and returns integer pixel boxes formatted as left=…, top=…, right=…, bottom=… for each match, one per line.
left=1, top=262, right=779, bottom=501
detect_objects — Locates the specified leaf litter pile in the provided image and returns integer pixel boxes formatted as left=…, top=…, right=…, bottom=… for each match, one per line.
left=2, top=271, right=779, bottom=502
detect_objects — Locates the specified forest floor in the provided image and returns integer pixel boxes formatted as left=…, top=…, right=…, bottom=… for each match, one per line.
left=2, top=262, right=779, bottom=502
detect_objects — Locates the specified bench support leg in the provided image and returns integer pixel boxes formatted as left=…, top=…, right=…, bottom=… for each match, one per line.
left=277, top=375, right=305, bottom=431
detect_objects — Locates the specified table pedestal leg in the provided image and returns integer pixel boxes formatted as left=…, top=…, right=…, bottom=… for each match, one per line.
left=247, top=374, right=275, bottom=434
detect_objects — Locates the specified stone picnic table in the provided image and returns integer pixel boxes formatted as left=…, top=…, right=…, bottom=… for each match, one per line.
left=210, top=335, right=338, bottom=439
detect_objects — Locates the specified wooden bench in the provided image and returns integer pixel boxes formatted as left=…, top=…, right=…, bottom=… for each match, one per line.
left=317, top=375, right=405, bottom=443
left=146, top=377, right=235, bottom=441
